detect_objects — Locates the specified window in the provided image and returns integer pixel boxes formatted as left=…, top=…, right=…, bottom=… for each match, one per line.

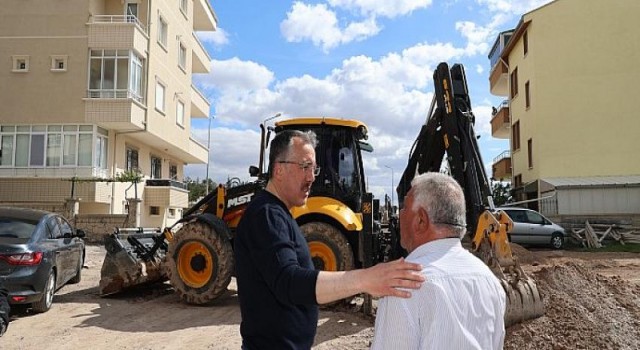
left=149, top=206, right=160, bottom=216
left=151, top=156, right=162, bottom=179
left=158, top=15, right=168, bottom=48
left=95, top=128, right=108, bottom=169
left=510, top=67, right=518, bottom=98
left=176, top=100, right=184, bottom=126
left=0, top=133, right=14, bottom=166
left=179, top=0, right=188, bottom=14
left=512, top=121, right=520, bottom=151
left=89, top=50, right=143, bottom=102
left=168, top=208, right=176, bottom=218
left=155, top=81, right=166, bottom=112
left=51, top=55, right=68, bottom=72
left=126, top=147, right=139, bottom=172
left=46, top=217, right=63, bottom=239
left=12, top=55, right=29, bottom=72
left=0, top=125, right=106, bottom=169
left=169, top=164, right=178, bottom=180
left=46, top=130, right=62, bottom=166
left=178, top=42, right=187, bottom=70
left=525, top=81, right=530, bottom=108
left=528, top=138, right=533, bottom=169
left=126, top=3, right=139, bottom=21
left=514, top=174, right=522, bottom=188
left=523, top=31, right=528, bottom=56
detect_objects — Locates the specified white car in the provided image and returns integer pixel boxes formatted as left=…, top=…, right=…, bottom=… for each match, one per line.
left=498, top=207, right=566, bottom=249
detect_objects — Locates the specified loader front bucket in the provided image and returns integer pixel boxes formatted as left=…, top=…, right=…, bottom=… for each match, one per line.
left=99, top=228, right=168, bottom=296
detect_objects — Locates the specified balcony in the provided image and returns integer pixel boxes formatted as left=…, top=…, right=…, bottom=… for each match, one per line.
left=488, top=30, right=513, bottom=97
left=489, top=60, right=509, bottom=96
left=491, top=100, right=510, bottom=139
left=193, top=0, right=218, bottom=31
left=144, top=179, right=189, bottom=208
left=492, top=151, right=512, bottom=180
left=192, top=32, right=211, bottom=74
left=84, top=96, right=146, bottom=131
left=88, top=15, right=149, bottom=56
left=191, top=84, right=210, bottom=118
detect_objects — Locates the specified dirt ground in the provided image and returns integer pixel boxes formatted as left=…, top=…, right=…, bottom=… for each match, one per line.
left=1, top=244, right=639, bottom=350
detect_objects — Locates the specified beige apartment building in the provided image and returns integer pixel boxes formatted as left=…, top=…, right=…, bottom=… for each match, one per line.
left=488, top=0, right=640, bottom=221
left=0, top=0, right=216, bottom=227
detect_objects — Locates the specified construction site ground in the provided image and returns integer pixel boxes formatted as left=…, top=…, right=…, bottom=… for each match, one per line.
left=2, top=244, right=639, bottom=350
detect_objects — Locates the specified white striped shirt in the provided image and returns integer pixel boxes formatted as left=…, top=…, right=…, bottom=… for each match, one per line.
left=371, top=238, right=506, bottom=350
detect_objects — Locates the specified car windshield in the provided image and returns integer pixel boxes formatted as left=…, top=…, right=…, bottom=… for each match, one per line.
left=0, top=217, right=38, bottom=240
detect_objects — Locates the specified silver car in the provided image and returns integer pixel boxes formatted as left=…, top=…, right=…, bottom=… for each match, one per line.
left=498, top=207, right=566, bottom=249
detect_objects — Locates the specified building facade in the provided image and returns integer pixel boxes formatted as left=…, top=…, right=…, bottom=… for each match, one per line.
left=488, top=0, right=640, bottom=220
left=0, top=0, right=216, bottom=227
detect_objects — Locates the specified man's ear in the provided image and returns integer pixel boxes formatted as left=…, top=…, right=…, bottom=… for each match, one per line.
left=417, top=207, right=430, bottom=233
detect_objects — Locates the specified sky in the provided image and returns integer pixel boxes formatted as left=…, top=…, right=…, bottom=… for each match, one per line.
left=186, top=0, right=554, bottom=205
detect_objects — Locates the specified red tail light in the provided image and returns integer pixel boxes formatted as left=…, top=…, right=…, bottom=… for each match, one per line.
left=0, top=252, right=43, bottom=265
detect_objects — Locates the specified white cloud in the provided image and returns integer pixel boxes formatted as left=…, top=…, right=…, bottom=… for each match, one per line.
left=197, top=58, right=274, bottom=92
left=328, top=0, right=433, bottom=18
left=196, top=28, right=229, bottom=46
left=477, top=0, right=554, bottom=15
left=186, top=127, right=262, bottom=184
left=280, top=2, right=380, bottom=52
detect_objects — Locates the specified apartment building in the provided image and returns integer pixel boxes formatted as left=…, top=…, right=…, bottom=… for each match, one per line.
left=488, top=0, right=640, bottom=220
left=0, top=0, right=216, bottom=227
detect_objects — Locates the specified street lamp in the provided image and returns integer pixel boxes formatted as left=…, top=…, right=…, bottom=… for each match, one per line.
left=205, top=115, right=214, bottom=194
left=384, top=165, right=394, bottom=210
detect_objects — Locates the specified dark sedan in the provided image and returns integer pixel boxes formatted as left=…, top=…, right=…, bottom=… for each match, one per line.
left=0, top=207, right=85, bottom=313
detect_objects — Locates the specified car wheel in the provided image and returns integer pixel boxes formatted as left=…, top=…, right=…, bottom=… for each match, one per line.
left=69, top=252, right=83, bottom=284
left=33, top=270, right=56, bottom=313
left=550, top=232, right=564, bottom=250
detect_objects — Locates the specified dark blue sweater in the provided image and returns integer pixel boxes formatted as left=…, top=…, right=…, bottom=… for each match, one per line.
left=234, top=190, right=320, bottom=350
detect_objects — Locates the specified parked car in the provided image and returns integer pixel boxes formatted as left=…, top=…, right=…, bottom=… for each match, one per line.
left=0, top=207, right=85, bottom=313
left=498, top=207, right=566, bottom=249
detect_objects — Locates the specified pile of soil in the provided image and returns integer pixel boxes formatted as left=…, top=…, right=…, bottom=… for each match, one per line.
left=505, top=262, right=640, bottom=350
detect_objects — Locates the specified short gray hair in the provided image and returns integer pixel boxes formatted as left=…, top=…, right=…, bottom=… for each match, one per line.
left=268, top=129, right=317, bottom=178
left=410, top=172, right=467, bottom=238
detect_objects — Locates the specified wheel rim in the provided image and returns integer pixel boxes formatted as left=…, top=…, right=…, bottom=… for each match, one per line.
left=45, top=273, right=55, bottom=308
left=552, top=236, right=563, bottom=249
left=308, top=241, right=337, bottom=271
left=177, top=241, right=214, bottom=288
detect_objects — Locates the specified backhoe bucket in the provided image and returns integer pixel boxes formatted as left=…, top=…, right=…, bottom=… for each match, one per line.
left=473, top=210, right=545, bottom=326
left=99, top=228, right=168, bottom=296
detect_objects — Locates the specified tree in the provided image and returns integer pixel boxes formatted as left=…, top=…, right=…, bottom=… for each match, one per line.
left=491, top=179, right=513, bottom=206
left=185, top=177, right=217, bottom=203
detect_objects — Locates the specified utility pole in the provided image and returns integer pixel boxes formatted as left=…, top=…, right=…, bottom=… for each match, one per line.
left=384, top=165, right=394, bottom=212
left=205, top=115, right=213, bottom=194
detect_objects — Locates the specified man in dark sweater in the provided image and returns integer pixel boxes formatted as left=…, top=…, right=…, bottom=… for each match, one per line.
left=234, top=129, right=425, bottom=349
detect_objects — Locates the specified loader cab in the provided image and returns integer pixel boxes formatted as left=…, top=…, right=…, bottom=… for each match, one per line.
left=274, top=118, right=370, bottom=214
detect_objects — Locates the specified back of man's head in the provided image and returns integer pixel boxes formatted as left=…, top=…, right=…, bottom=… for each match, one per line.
left=411, top=172, right=467, bottom=238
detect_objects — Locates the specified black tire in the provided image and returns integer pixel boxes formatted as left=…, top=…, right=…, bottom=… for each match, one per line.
left=300, top=222, right=354, bottom=272
left=165, top=219, right=234, bottom=305
left=551, top=232, right=564, bottom=250
left=33, top=270, right=55, bottom=313
left=69, top=252, right=84, bottom=284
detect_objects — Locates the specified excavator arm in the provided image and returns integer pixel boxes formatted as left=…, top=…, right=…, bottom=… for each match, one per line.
left=397, top=62, right=544, bottom=326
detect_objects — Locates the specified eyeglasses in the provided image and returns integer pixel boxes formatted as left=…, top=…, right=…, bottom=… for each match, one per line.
left=277, top=160, right=321, bottom=176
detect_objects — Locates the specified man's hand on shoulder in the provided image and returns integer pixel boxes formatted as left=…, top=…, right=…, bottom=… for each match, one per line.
left=361, top=258, right=425, bottom=298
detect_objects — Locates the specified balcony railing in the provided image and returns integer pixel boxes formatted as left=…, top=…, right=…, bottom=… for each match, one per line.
left=493, top=150, right=511, bottom=163
left=87, top=89, right=144, bottom=104
left=91, top=15, right=147, bottom=34
left=146, top=179, right=188, bottom=190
